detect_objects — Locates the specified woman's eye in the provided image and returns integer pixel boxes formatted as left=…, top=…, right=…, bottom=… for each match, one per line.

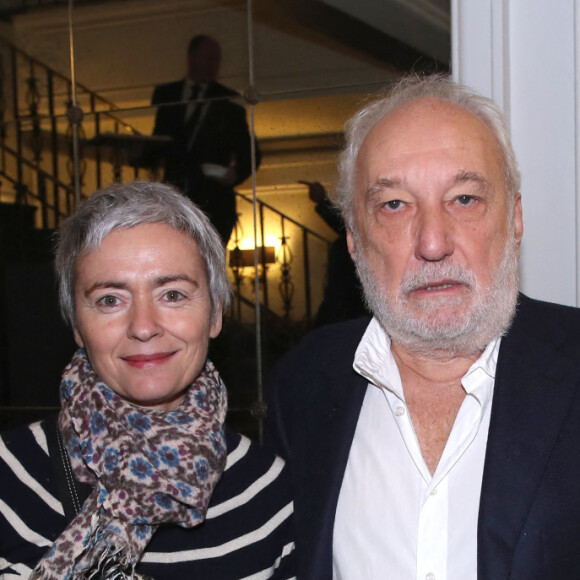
left=97, top=295, right=119, bottom=307
left=164, top=290, right=184, bottom=302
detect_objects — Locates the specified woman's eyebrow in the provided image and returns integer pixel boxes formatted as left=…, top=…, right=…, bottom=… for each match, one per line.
left=83, top=280, right=126, bottom=297
left=153, top=274, right=199, bottom=288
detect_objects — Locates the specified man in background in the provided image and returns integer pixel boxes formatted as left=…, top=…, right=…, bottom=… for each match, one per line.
left=301, top=180, right=367, bottom=326
left=148, top=35, right=258, bottom=244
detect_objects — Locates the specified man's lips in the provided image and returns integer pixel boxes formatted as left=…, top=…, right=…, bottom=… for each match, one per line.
left=122, top=352, right=176, bottom=368
left=411, top=280, right=466, bottom=293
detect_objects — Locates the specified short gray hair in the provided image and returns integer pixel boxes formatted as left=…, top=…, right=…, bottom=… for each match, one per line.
left=335, top=74, right=521, bottom=229
left=55, top=181, right=232, bottom=328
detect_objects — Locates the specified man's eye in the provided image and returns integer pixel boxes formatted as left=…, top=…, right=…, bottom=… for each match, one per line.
left=384, top=199, right=404, bottom=211
left=97, top=295, right=119, bottom=307
left=456, top=195, right=476, bottom=206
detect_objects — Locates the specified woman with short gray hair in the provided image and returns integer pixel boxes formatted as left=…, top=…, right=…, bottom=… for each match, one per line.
left=0, top=181, right=295, bottom=579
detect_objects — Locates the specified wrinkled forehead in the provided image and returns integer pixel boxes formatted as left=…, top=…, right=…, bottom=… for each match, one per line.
left=362, top=98, right=499, bottom=158
left=355, top=98, right=505, bottom=191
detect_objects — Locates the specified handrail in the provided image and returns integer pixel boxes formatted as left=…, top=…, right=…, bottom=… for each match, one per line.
left=1, top=140, right=74, bottom=194
left=0, top=35, right=333, bottom=324
left=0, top=37, right=139, bottom=135
left=236, top=190, right=332, bottom=244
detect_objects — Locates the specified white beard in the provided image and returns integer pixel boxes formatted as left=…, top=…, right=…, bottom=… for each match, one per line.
left=353, top=227, right=520, bottom=358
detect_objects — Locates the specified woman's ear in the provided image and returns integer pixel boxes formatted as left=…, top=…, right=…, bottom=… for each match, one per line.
left=210, top=306, right=223, bottom=339
left=73, top=328, right=85, bottom=349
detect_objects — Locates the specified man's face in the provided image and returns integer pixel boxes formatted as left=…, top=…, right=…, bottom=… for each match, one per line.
left=347, top=98, right=523, bottom=356
left=187, top=39, right=222, bottom=83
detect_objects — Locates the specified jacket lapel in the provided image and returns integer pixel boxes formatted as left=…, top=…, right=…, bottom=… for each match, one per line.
left=280, top=318, right=370, bottom=579
left=478, top=297, right=580, bottom=580
left=301, top=368, right=368, bottom=577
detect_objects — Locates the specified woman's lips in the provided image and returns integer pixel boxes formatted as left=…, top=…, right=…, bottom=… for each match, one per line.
left=122, top=352, right=176, bottom=368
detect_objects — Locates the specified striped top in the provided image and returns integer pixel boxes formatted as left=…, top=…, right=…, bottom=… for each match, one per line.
left=0, top=420, right=295, bottom=579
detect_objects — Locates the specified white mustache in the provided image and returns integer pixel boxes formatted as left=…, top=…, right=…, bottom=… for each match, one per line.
left=400, top=263, right=477, bottom=295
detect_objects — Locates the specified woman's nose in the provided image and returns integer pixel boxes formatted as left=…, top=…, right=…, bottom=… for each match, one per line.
left=127, top=298, right=161, bottom=341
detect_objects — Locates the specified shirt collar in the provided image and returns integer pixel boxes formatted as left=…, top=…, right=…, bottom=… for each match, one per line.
left=183, top=79, right=209, bottom=99
left=353, top=317, right=501, bottom=401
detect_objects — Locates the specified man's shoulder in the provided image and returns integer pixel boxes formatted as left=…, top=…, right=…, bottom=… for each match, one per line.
left=208, top=81, right=240, bottom=99
left=274, top=316, right=371, bottom=374
left=505, top=293, right=580, bottom=362
left=513, top=293, right=580, bottom=336
left=152, top=80, right=184, bottom=103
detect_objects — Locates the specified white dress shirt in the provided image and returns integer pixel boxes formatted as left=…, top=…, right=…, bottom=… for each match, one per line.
left=333, top=318, right=500, bottom=580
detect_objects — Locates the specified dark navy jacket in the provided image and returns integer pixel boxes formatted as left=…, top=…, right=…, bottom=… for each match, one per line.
left=266, top=294, right=580, bottom=579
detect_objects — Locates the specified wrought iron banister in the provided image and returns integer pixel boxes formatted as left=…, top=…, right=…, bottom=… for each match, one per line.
left=237, top=189, right=330, bottom=243
left=232, top=190, right=333, bottom=326
left=0, top=35, right=335, bottom=325
left=0, top=35, right=144, bottom=227
left=0, top=37, right=137, bottom=126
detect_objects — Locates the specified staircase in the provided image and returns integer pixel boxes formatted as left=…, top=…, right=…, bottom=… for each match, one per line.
left=0, top=35, right=333, bottom=439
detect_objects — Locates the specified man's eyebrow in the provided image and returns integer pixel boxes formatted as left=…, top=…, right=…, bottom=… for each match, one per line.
left=366, top=177, right=403, bottom=200
left=453, top=171, right=492, bottom=191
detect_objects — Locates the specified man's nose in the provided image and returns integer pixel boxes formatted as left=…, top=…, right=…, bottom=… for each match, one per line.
left=414, top=207, right=455, bottom=262
left=127, top=298, right=161, bottom=341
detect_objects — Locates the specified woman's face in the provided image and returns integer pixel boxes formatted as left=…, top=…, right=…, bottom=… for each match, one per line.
left=73, top=223, right=221, bottom=411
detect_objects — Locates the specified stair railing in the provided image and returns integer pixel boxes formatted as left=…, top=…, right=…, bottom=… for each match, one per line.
left=0, top=36, right=142, bottom=228
left=0, top=36, right=334, bottom=323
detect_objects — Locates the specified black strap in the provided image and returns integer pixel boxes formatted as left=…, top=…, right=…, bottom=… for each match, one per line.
left=43, top=414, right=93, bottom=522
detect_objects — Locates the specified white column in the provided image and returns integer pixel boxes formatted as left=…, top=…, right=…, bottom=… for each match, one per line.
left=452, top=0, right=580, bottom=307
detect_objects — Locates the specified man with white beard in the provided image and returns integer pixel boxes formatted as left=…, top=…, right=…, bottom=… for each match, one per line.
left=266, top=76, right=580, bottom=580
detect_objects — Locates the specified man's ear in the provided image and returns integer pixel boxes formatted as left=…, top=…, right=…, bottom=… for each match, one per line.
left=346, top=228, right=357, bottom=261
left=513, top=193, right=524, bottom=249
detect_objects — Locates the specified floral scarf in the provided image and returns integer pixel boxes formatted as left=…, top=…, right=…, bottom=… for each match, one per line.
left=31, top=349, right=227, bottom=579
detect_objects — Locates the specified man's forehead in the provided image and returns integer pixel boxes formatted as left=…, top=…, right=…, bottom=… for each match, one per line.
left=366, top=98, right=489, bottom=144
left=355, top=98, right=503, bottom=177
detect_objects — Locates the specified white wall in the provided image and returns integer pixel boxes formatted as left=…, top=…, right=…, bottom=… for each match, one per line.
left=452, top=0, right=580, bottom=307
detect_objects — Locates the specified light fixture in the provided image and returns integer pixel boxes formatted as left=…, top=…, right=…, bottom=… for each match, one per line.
left=229, top=246, right=276, bottom=269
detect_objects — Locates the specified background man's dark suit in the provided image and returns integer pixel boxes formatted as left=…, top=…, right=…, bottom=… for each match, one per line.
left=150, top=79, right=257, bottom=243
left=266, top=294, right=580, bottom=579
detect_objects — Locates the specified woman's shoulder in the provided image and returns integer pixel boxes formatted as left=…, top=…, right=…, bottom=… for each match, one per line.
left=140, top=430, right=295, bottom=579
left=226, top=429, right=284, bottom=471
left=0, top=417, right=66, bottom=578
left=204, top=428, right=291, bottom=505
left=0, top=418, right=58, bottom=496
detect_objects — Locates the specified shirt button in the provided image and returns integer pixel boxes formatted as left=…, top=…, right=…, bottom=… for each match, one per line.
left=430, top=488, right=438, bottom=496
left=426, top=573, right=436, bottom=580
left=394, top=406, right=406, bottom=416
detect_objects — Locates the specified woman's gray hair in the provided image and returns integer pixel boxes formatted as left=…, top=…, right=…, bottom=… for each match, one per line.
left=335, top=74, right=521, bottom=229
left=55, top=181, right=232, bottom=328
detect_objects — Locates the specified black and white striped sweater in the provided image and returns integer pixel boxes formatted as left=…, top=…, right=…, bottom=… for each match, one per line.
left=0, top=419, right=295, bottom=579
